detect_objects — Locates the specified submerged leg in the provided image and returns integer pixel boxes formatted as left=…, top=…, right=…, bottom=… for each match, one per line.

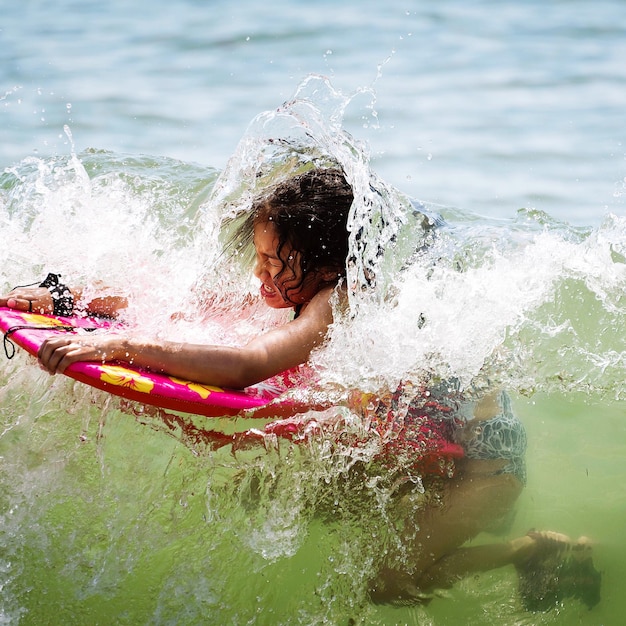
left=370, top=466, right=524, bottom=603
left=370, top=389, right=527, bottom=603
left=371, top=491, right=601, bottom=610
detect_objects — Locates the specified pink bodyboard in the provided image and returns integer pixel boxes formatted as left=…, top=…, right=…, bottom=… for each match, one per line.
left=0, top=307, right=306, bottom=418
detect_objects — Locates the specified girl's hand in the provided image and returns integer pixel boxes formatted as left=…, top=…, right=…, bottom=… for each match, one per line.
left=0, top=287, right=54, bottom=314
left=38, top=334, right=126, bottom=375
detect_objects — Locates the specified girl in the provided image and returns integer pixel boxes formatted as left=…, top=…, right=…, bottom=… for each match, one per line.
left=0, top=166, right=598, bottom=609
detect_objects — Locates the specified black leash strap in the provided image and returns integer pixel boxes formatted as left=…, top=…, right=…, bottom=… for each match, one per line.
left=3, top=324, right=97, bottom=359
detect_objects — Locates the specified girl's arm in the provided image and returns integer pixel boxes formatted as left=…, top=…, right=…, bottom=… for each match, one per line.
left=37, top=286, right=336, bottom=388
left=0, top=284, right=128, bottom=318
left=76, top=288, right=128, bottom=317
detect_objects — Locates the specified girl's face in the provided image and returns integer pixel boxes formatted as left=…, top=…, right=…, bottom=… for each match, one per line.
left=253, top=221, right=325, bottom=309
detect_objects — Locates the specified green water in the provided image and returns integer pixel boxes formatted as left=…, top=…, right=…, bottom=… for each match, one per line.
left=1, top=366, right=623, bottom=624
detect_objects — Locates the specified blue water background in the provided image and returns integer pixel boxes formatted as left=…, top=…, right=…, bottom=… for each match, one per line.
left=2, top=0, right=625, bottom=224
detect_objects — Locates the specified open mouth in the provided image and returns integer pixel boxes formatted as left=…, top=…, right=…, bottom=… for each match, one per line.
left=260, top=283, right=277, bottom=298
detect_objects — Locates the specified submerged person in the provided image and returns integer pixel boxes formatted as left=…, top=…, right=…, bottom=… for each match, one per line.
left=0, top=167, right=600, bottom=610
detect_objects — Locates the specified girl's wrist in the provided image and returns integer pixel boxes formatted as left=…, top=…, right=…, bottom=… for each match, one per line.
left=116, top=336, right=135, bottom=363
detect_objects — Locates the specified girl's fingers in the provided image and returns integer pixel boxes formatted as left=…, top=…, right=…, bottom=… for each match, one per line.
left=1, top=288, right=53, bottom=313
left=0, top=296, right=28, bottom=310
left=38, top=336, right=117, bottom=374
left=38, top=337, right=70, bottom=374
left=13, top=297, right=35, bottom=312
left=38, top=337, right=85, bottom=374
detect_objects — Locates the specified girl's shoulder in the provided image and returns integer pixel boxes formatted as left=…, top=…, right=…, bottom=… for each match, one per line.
left=296, top=284, right=345, bottom=320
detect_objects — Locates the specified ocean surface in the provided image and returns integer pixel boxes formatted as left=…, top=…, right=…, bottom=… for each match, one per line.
left=1, top=1, right=625, bottom=624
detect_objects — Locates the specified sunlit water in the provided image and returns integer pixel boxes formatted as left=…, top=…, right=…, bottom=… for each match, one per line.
left=1, top=1, right=626, bottom=624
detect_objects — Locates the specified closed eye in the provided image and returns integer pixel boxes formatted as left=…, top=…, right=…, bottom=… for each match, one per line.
left=256, top=252, right=282, bottom=269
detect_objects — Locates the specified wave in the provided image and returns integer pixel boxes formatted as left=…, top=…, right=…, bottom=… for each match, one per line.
left=2, top=78, right=625, bottom=406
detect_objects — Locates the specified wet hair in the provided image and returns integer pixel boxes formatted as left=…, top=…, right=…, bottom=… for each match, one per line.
left=236, top=168, right=353, bottom=303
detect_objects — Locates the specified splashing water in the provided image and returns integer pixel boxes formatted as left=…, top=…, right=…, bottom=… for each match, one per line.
left=1, top=76, right=625, bottom=624
left=200, top=75, right=626, bottom=401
